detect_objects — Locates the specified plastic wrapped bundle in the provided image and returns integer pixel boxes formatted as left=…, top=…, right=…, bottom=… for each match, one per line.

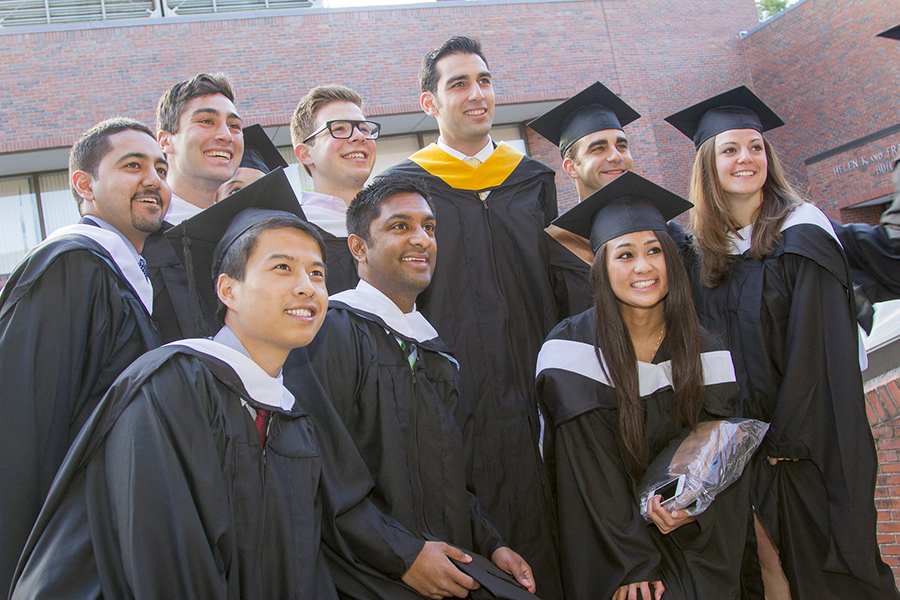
left=638, top=418, right=769, bottom=519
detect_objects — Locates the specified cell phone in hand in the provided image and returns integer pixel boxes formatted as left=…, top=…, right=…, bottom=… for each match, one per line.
left=651, top=474, right=685, bottom=505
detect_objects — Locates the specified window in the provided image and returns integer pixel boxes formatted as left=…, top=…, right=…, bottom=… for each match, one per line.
left=0, top=172, right=79, bottom=289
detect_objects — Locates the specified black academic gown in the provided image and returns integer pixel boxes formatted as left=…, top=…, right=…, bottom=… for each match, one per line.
left=290, top=298, right=507, bottom=598
left=536, top=309, right=752, bottom=600
left=142, top=226, right=217, bottom=341
left=0, top=231, right=159, bottom=597
left=689, top=205, right=899, bottom=599
left=547, top=233, right=593, bottom=321
left=10, top=343, right=424, bottom=600
left=382, top=142, right=564, bottom=599
left=311, top=224, right=359, bottom=295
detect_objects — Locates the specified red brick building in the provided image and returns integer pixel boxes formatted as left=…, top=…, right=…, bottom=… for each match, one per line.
left=741, top=0, right=900, bottom=223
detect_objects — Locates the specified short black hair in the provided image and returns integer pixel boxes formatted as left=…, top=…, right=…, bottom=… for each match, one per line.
left=347, top=174, right=434, bottom=244
left=419, top=35, right=489, bottom=94
left=68, top=117, right=156, bottom=210
left=216, top=215, right=326, bottom=324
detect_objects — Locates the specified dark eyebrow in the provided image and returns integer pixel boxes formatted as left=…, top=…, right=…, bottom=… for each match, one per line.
left=445, top=74, right=469, bottom=86
left=116, top=152, right=149, bottom=163
left=616, top=136, right=628, bottom=145
left=385, top=212, right=437, bottom=223
left=191, top=108, right=243, bottom=122
left=266, top=253, right=326, bottom=270
left=613, top=236, right=659, bottom=250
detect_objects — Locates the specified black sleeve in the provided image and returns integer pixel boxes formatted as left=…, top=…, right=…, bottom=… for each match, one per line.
left=0, top=253, right=130, bottom=595
left=87, top=363, right=238, bottom=600
left=833, top=221, right=900, bottom=303
left=287, top=325, right=425, bottom=579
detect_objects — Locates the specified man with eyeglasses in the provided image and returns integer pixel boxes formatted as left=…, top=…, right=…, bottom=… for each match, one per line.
left=291, top=85, right=379, bottom=294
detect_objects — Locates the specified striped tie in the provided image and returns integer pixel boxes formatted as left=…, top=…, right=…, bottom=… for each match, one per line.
left=400, top=340, right=418, bottom=372
left=138, top=256, right=149, bottom=280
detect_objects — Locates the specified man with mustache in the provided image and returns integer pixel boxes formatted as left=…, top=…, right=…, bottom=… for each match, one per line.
left=0, top=117, right=169, bottom=594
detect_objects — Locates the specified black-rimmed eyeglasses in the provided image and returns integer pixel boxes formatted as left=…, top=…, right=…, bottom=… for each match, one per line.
left=302, top=120, right=381, bottom=143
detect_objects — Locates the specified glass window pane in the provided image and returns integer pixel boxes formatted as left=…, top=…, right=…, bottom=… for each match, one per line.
left=278, top=147, right=315, bottom=199
left=38, top=172, right=81, bottom=236
left=0, top=177, right=41, bottom=289
left=490, top=126, right=527, bottom=154
left=372, top=135, right=420, bottom=180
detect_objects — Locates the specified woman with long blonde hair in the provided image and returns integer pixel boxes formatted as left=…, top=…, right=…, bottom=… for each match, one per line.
left=667, top=87, right=899, bottom=600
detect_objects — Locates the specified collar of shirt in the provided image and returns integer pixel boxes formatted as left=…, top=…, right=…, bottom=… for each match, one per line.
left=165, top=327, right=294, bottom=414
left=299, top=190, right=349, bottom=238
left=436, top=136, right=495, bottom=164
left=330, top=279, right=440, bottom=344
left=163, top=192, right=203, bottom=226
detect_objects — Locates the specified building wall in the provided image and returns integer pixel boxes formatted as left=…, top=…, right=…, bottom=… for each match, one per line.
left=741, top=0, right=900, bottom=223
left=0, top=0, right=760, bottom=210
left=867, top=370, right=900, bottom=580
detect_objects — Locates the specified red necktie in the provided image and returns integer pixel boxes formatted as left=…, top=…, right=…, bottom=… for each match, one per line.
left=254, top=408, right=271, bottom=447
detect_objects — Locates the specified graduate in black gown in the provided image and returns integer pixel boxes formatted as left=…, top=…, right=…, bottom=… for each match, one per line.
left=142, top=74, right=244, bottom=342
left=666, top=86, right=900, bottom=600
left=10, top=199, right=431, bottom=599
left=290, top=85, right=380, bottom=295
left=145, top=123, right=288, bottom=342
left=0, top=119, right=167, bottom=596
left=529, top=81, right=642, bottom=320
left=289, top=174, right=536, bottom=599
left=379, top=37, right=563, bottom=597
left=536, top=172, right=754, bottom=600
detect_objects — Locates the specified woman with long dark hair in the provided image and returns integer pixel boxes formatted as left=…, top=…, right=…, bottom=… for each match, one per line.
left=536, top=172, right=753, bottom=600
left=666, top=87, right=899, bottom=600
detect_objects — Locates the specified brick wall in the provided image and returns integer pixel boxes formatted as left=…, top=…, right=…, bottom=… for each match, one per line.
left=741, top=0, right=900, bottom=223
left=0, top=0, right=759, bottom=208
left=867, top=369, right=900, bottom=582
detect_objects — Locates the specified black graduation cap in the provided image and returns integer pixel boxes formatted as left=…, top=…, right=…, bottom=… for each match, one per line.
left=878, top=24, right=900, bottom=41
left=240, top=124, right=289, bottom=174
left=419, top=535, right=539, bottom=600
left=166, top=168, right=305, bottom=323
left=528, top=82, right=641, bottom=157
left=552, top=171, right=692, bottom=252
left=664, top=85, right=784, bottom=149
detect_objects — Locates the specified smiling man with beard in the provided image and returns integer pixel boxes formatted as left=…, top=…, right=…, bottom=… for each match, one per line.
left=0, top=117, right=169, bottom=594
